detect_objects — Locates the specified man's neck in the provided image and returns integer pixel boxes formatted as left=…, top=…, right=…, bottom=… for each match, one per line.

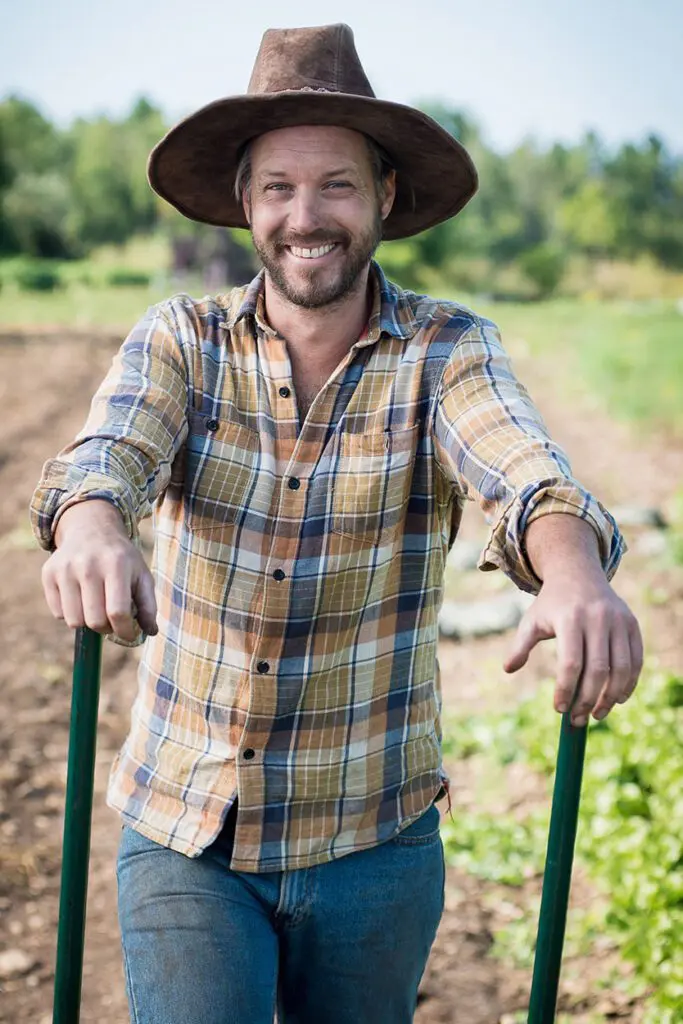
left=262, top=265, right=373, bottom=361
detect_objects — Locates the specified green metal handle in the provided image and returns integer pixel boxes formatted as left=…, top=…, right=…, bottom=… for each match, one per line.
left=53, top=627, right=103, bottom=1024
left=528, top=712, right=588, bottom=1023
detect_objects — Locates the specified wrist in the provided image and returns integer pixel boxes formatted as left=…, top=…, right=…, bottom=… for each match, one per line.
left=524, top=513, right=603, bottom=583
left=53, top=498, right=127, bottom=548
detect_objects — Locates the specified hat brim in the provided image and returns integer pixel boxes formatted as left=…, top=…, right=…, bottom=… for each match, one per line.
left=148, top=92, right=478, bottom=241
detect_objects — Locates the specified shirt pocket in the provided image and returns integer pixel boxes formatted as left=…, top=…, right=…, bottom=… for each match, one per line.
left=184, top=410, right=260, bottom=535
left=332, top=424, right=419, bottom=545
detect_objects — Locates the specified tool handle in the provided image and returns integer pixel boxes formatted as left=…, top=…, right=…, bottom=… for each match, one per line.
left=528, top=713, right=588, bottom=1023
left=53, top=627, right=103, bottom=1024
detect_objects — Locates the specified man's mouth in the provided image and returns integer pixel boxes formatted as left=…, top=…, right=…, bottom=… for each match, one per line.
left=286, top=243, right=338, bottom=260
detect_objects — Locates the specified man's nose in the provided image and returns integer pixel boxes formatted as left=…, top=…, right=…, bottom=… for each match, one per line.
left=286, top=188, right=323, bottom=236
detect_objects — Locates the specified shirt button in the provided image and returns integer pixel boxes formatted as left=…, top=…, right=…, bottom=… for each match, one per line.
left=205, top=417, right=219, bottom=432
left=273, top=569, right=286, bottom=581
left=288, top=477, right=301, bottom=490
left=256, top=660, right=270, bottom=674
left=279, top=386, right=291, bottom=398
left=243, top=748, right=256, bottom=760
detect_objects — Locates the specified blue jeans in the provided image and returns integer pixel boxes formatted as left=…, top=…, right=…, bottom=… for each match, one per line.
left=116, top=801, right=445, bottom=1023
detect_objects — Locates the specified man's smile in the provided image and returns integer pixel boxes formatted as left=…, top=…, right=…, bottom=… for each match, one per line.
left=285, top=242, right=339, bottom=262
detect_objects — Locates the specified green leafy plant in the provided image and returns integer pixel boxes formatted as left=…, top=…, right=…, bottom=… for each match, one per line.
left=518, top=243, right=567, bottom=298
left=441, top=668, right=683, bottom=1016
left=15, top=263, right=62, bottom=291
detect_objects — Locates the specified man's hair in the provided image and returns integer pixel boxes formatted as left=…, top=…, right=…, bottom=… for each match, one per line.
left=234, top=135, right=395, bottom=206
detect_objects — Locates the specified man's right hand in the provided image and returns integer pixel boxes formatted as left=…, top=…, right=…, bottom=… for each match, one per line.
left=41, top=499, right=158, bottom=642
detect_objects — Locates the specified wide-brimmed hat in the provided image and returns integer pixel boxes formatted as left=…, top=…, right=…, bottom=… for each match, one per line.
left=148, top=23, right=478, bottom=240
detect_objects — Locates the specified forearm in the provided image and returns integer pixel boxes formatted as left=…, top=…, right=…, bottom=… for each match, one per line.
left=524, top=513, right=605, bottom=584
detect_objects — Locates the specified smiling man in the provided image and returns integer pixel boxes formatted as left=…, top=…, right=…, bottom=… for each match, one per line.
left=30, top=23, right=642, bottom=1024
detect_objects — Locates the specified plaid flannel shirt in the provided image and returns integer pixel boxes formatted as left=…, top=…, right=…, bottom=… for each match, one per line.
left=29, top=262, right=624, bottom=872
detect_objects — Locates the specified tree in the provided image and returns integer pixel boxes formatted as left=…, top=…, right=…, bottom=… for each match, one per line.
left=604, top=135, right=683, bottom=267
left=2, top=172, right=74, bottom=257
left=66, top=98, right=166, bottom=248
left=0, top=96, right=68, bottom=254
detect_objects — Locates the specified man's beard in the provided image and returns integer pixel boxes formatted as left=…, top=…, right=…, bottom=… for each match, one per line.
left=251, top=212, right=383, bottom=310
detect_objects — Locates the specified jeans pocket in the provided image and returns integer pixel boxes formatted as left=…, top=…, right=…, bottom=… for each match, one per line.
left=392, top=802, right=441, bottom=845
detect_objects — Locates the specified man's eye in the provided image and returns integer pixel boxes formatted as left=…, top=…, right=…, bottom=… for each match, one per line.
left=326, top=180, right=352, bottom=190
left=265, top=183, right=291, bottom=192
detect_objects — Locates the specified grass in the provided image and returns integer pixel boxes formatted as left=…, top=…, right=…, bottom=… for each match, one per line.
left=474, top=298, right=683, bottom=436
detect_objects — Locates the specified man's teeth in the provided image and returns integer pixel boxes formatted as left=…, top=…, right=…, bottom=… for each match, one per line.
left=289, top=244, right=336, bottom=259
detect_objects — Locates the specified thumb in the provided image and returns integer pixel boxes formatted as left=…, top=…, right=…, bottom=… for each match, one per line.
left=504, top=614, right=544, bottom=674
left=132, top=568, right=158, bottom=636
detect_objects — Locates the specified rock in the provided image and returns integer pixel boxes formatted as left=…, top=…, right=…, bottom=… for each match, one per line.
left=446, top=541, right=481, bottom=572
left=611, top=505, right=667, bottom=529
left=0, top=948, right=38, bottom=979
left=439, top=592, right=534, bottom=639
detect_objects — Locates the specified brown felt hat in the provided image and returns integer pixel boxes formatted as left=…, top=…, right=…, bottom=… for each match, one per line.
left=148, top=24, right=478, bottom=240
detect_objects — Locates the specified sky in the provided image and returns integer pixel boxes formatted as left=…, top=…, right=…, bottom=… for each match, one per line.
left=1, top=0, right=681, bottom=155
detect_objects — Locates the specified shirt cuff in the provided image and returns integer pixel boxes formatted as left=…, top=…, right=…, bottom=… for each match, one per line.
left=478, top=480, right=626, bottom=593
left=30, top=481, right=138, bottom=553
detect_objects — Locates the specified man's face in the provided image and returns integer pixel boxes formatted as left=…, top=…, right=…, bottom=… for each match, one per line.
left=243, top=125, right=395, bottom=309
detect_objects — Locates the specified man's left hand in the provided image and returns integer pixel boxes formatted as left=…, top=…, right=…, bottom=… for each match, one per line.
left=504, top=572, right=643, bottom=726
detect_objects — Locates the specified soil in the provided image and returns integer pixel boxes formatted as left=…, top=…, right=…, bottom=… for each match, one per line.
left=0, top=324, right=681, bottom=1023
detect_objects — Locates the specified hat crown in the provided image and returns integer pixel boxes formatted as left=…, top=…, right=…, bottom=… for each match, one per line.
left=247, top=24, right=376, bottom=99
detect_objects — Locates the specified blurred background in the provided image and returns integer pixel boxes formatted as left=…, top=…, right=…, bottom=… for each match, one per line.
left=1, top=3, right=682, bottom=1023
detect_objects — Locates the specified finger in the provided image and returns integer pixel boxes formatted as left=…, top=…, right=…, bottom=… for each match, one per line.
left=593, top=619, right=632, bottom=719
left=42, top=563, right=65, bottom=620
left=104, top=566, right=138, bottom=642
left=554, top=615, right=584, bottom=713
left=132, top=570, right=158, bottom=636
left=80, top=575, right=114, bottom=634
left=504, top=615, right=553, bottom=673
left=56, top=569, right=85, bottom=630
left=618, top=617, right=644, bottom=703
left=572, top=614, right=610, bottom=725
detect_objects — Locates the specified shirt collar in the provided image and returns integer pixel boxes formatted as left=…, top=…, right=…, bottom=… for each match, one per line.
left=223, top=261, right=418, bottom=344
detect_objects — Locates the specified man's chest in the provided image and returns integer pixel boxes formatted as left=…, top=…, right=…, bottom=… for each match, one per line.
left=178, top=336, right=450, bottom=548
left=289, top=362, right=338, bottom=423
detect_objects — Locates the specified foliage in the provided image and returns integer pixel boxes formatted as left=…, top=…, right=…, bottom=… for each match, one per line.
left=14, top=263, right=63, bottom=292
left=2, top=171, right=74, bottom=258
left=441, top=669, right=683, bottom=1017
left=667, top=490, right=683, bottom=566
left=106, top=268, right=152, bottom=288
left=0, top=95, right=165, bottom=258
left=518, top=243, right=567, bottom=297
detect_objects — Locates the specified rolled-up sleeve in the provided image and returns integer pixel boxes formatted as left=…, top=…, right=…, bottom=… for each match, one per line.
left=433, top=316, right=625, bottom=593
left=29, top=304, right=189, bottom=551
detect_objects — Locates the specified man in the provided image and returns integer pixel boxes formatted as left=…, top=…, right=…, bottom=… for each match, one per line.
left=30, top=24, right=642, bottom=1024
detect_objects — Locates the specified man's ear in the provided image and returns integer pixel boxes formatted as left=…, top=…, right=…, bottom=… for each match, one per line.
left=380, top=170, right=397, bottom=221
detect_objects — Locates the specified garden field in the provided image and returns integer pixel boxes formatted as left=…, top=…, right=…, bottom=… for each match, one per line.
left=0, top=279, right=681, bottom=1022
